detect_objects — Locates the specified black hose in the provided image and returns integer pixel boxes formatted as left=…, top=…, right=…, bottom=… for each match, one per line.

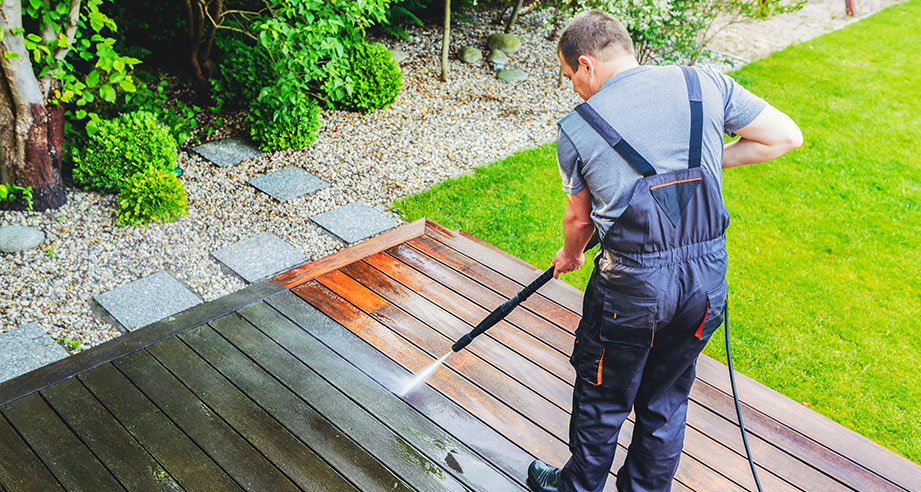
left=724, top=303, right=764, bottom=492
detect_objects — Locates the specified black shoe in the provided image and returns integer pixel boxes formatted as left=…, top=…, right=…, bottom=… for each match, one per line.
left=527, top=459, right=561, bottom=492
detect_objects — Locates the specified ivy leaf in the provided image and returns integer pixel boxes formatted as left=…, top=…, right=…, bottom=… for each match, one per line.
left=3, top=51, right=20, bottom=59
left=85, top=70, right=99, bottom=88
left=99, top=84, right=116, bottom=102
left=113, top=59, right=125, bottom=72
left=75, top=109, right=87, bottom=119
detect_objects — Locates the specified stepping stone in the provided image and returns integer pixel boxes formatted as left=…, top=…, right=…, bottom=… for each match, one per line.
left=94, top=271, right=201, bottom=332
left=0, top=323, right=69, bottom=383
left=497, top=68, right=527, bottom=82
left=311, top=202, right=402, bottom=245
left=0, top=225, right=45, bottom=253
left=248, top=167, right=328, bottom=202
left=211, top=232, right=308, bottom=283
left=193, top=137, right=265, bottom=168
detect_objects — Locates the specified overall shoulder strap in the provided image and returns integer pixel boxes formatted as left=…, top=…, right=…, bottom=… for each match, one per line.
left=680, top=66, right=703, bottom=169
left=574, top=103, right=657, bottom=177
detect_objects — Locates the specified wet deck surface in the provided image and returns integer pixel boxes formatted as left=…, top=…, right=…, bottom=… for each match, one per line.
left=1, top=218, right=918, bottom=491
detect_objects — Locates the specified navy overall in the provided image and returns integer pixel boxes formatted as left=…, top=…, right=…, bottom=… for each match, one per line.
left=560, top=67, right=730, bottom=492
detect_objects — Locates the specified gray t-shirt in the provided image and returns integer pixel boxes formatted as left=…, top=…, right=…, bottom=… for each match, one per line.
left=557, top=65, right=767, bottom=238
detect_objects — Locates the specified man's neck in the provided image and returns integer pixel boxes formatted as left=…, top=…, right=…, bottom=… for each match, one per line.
left=597, top=55, right=640, bottom=84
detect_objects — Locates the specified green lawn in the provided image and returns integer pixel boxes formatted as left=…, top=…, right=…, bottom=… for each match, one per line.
left=394, top=0, right=921, bottom=463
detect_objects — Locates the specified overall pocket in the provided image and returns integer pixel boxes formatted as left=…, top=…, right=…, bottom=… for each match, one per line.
left=600, top=290, right=657, bottom=348
left=696, top=282, right=728, bottom=341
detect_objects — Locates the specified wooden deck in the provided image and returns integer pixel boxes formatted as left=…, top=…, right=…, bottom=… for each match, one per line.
left=1, top=218, right=918, bottom=492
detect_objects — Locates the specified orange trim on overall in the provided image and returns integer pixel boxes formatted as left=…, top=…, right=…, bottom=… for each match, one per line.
left=649, top=177, right=702, bottom=191
left=695, top=300, right=709, bottom=339
left=597, top=348, right=605, bottom=385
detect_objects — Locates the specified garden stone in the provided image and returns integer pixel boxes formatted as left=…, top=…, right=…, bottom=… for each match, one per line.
left=210, top=232, right=308, bottom=283
left=249, top=167, right=328, bottom=202
left=94, top=271, right=201, bottom=332
left=487, top=49, right=509, bottom=64
left=457, top=47, right=482, bottom=64
left=0, top=225, right=45, bottom=253
left=193, top=137, right=265, bottom=168
left=497, top=69, right=527, bottom=82
left=0, top=323, right=68, bottom=383
left=311, top=202, right=402, bottom=245
left=486, top=33, right=522, bottom=54
left=390, top=48, right=408, bottom=63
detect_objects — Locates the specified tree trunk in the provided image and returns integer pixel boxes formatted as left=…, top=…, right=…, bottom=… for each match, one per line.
left=504, top=0, right=524, bottom=33
left=0, top=2, right=66, bottom=211
left=440, top=0, right=451, bottom=82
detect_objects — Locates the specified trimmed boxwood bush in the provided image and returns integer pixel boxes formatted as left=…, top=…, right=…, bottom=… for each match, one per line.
left=337, top=43, right=402, bottom=113
left=116, top=167, right=188, bottom=227
left=248, top=96, right=322, bottom=152
left=72, top=111, right=178, bottom=193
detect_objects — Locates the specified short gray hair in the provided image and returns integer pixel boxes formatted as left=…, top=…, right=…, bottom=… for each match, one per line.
left=557, top=10, right=634, bottom=71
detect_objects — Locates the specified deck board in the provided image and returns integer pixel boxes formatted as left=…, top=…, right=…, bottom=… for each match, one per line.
left=1, top=218, right=918, bottom=492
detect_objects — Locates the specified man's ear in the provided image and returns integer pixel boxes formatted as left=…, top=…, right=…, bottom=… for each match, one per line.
left=578, top=54, right=594, bottom=74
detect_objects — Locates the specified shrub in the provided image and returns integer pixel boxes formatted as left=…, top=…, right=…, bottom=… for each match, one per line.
left=73, top=111, right=178, bottom=192
left=248, top=96, right=323, bottom=152
left=116, top=167, right=188, bottom=227
left=215, top=36, right=274, bottom=105
left=336, top=43, right=403, bottom=113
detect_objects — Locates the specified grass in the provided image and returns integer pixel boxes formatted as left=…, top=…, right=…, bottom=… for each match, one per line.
left=393, top=0, right=921, bottom=463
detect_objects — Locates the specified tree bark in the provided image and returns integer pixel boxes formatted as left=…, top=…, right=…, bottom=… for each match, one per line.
left=0, top=1, right=67, bottom=211
left=440, top=0, right=451, bottom=82
left=504, top=0, right=524, bottom=33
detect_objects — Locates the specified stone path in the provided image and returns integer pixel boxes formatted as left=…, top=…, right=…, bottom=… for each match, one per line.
left=211, top=232, right=308, bottom=283
left=248, top=167, right=328, bottom=202
left=0, top=323, right=68, bottom=383
left=192, top=137, right=264, bottom=168
left=93, top=271, right=201, bottom=332
left=311, top=201, right=403, bottom=245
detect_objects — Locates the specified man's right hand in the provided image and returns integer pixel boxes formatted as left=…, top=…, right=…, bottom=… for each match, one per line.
left=551, top=247, right=584, bottom=279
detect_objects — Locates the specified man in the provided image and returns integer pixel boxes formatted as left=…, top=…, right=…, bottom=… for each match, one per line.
left=527, top=10, right=803, bottom=492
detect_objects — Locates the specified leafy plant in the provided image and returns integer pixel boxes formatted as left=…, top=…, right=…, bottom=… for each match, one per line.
left=248, top=96, right=322, bottom=152
left=121, top=77, right=205, bottom=145
left=72, top=111, right=178, bottom=192
left=116, top=167, right=188, bottom=227
left=0, top=184, right=34, bottom=211
left=337, top=43, right=402, bottom=113
left=214, top=35, right=274, bottom=106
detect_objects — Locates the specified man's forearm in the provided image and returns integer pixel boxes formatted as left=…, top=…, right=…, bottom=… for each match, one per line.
left=562, top=209, right=594, bottom=258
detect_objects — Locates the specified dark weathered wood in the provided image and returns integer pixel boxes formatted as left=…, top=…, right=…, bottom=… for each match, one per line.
left=690, top=379, right=902, bottom=492
left=274, top=219, right=426, bottom=289
left=369, top=250, right=574, bottom=381
left=40, top=377, right=182, bottom=492
left=694, top=356, right=921, bottom=491
left=184, top=318, right=424, bottom=492
left=235, top=300, right=527, bottom=492
left=114, top=349, right=300, bottom=492
left=337, top=262, right=573, bottom=413
left=146, top=334, right=357, bottom=492
left=0, top=279, right=286, bottom=408
left=0, top=413, right=62, bottom=491
left=408, top=235, right=580, bottom=335
left=1, top=392, right=125, bottom=491
left=264, top=290, right=538, bottom=490
left=79, top=363, right=241, bottom=492
left=423, top=221, right=583, bottom=313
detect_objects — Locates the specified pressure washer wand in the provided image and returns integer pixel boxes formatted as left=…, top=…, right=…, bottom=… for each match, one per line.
left=451, top=233, right=599, bottom=353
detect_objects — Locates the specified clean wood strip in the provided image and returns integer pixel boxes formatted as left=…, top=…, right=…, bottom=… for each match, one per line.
left=377, top=246, right=575, bottom=367
left=293, top=282, right=725, bottom=492
left=0, top=413, right=62, bottom=491
left=79, top=363, right=241, bottom=492
left=147, top=334, right=357, bottom=492
left=185, top=318, right=422, bottom=492
left=338, top=261, right=573, bottom=413
left=0, top=280, right=285, bottom=408
left=114, top=349, right=300, bottom=492
left=1, top=392, right=125, bottom=491
left=41, top=377, right=182, bottom=492
left=274, top=219, right=426, bottom=289
left=695, top=356, right=920, bottom=491
left=423, top=221, right=582, bottom=314
left=411, top=233, right=581, bottom=331
left=264, top=290, right=538, bottom=490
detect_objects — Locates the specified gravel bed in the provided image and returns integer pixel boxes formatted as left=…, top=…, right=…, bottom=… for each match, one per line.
left=0, top=3, right=899, bottom=351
